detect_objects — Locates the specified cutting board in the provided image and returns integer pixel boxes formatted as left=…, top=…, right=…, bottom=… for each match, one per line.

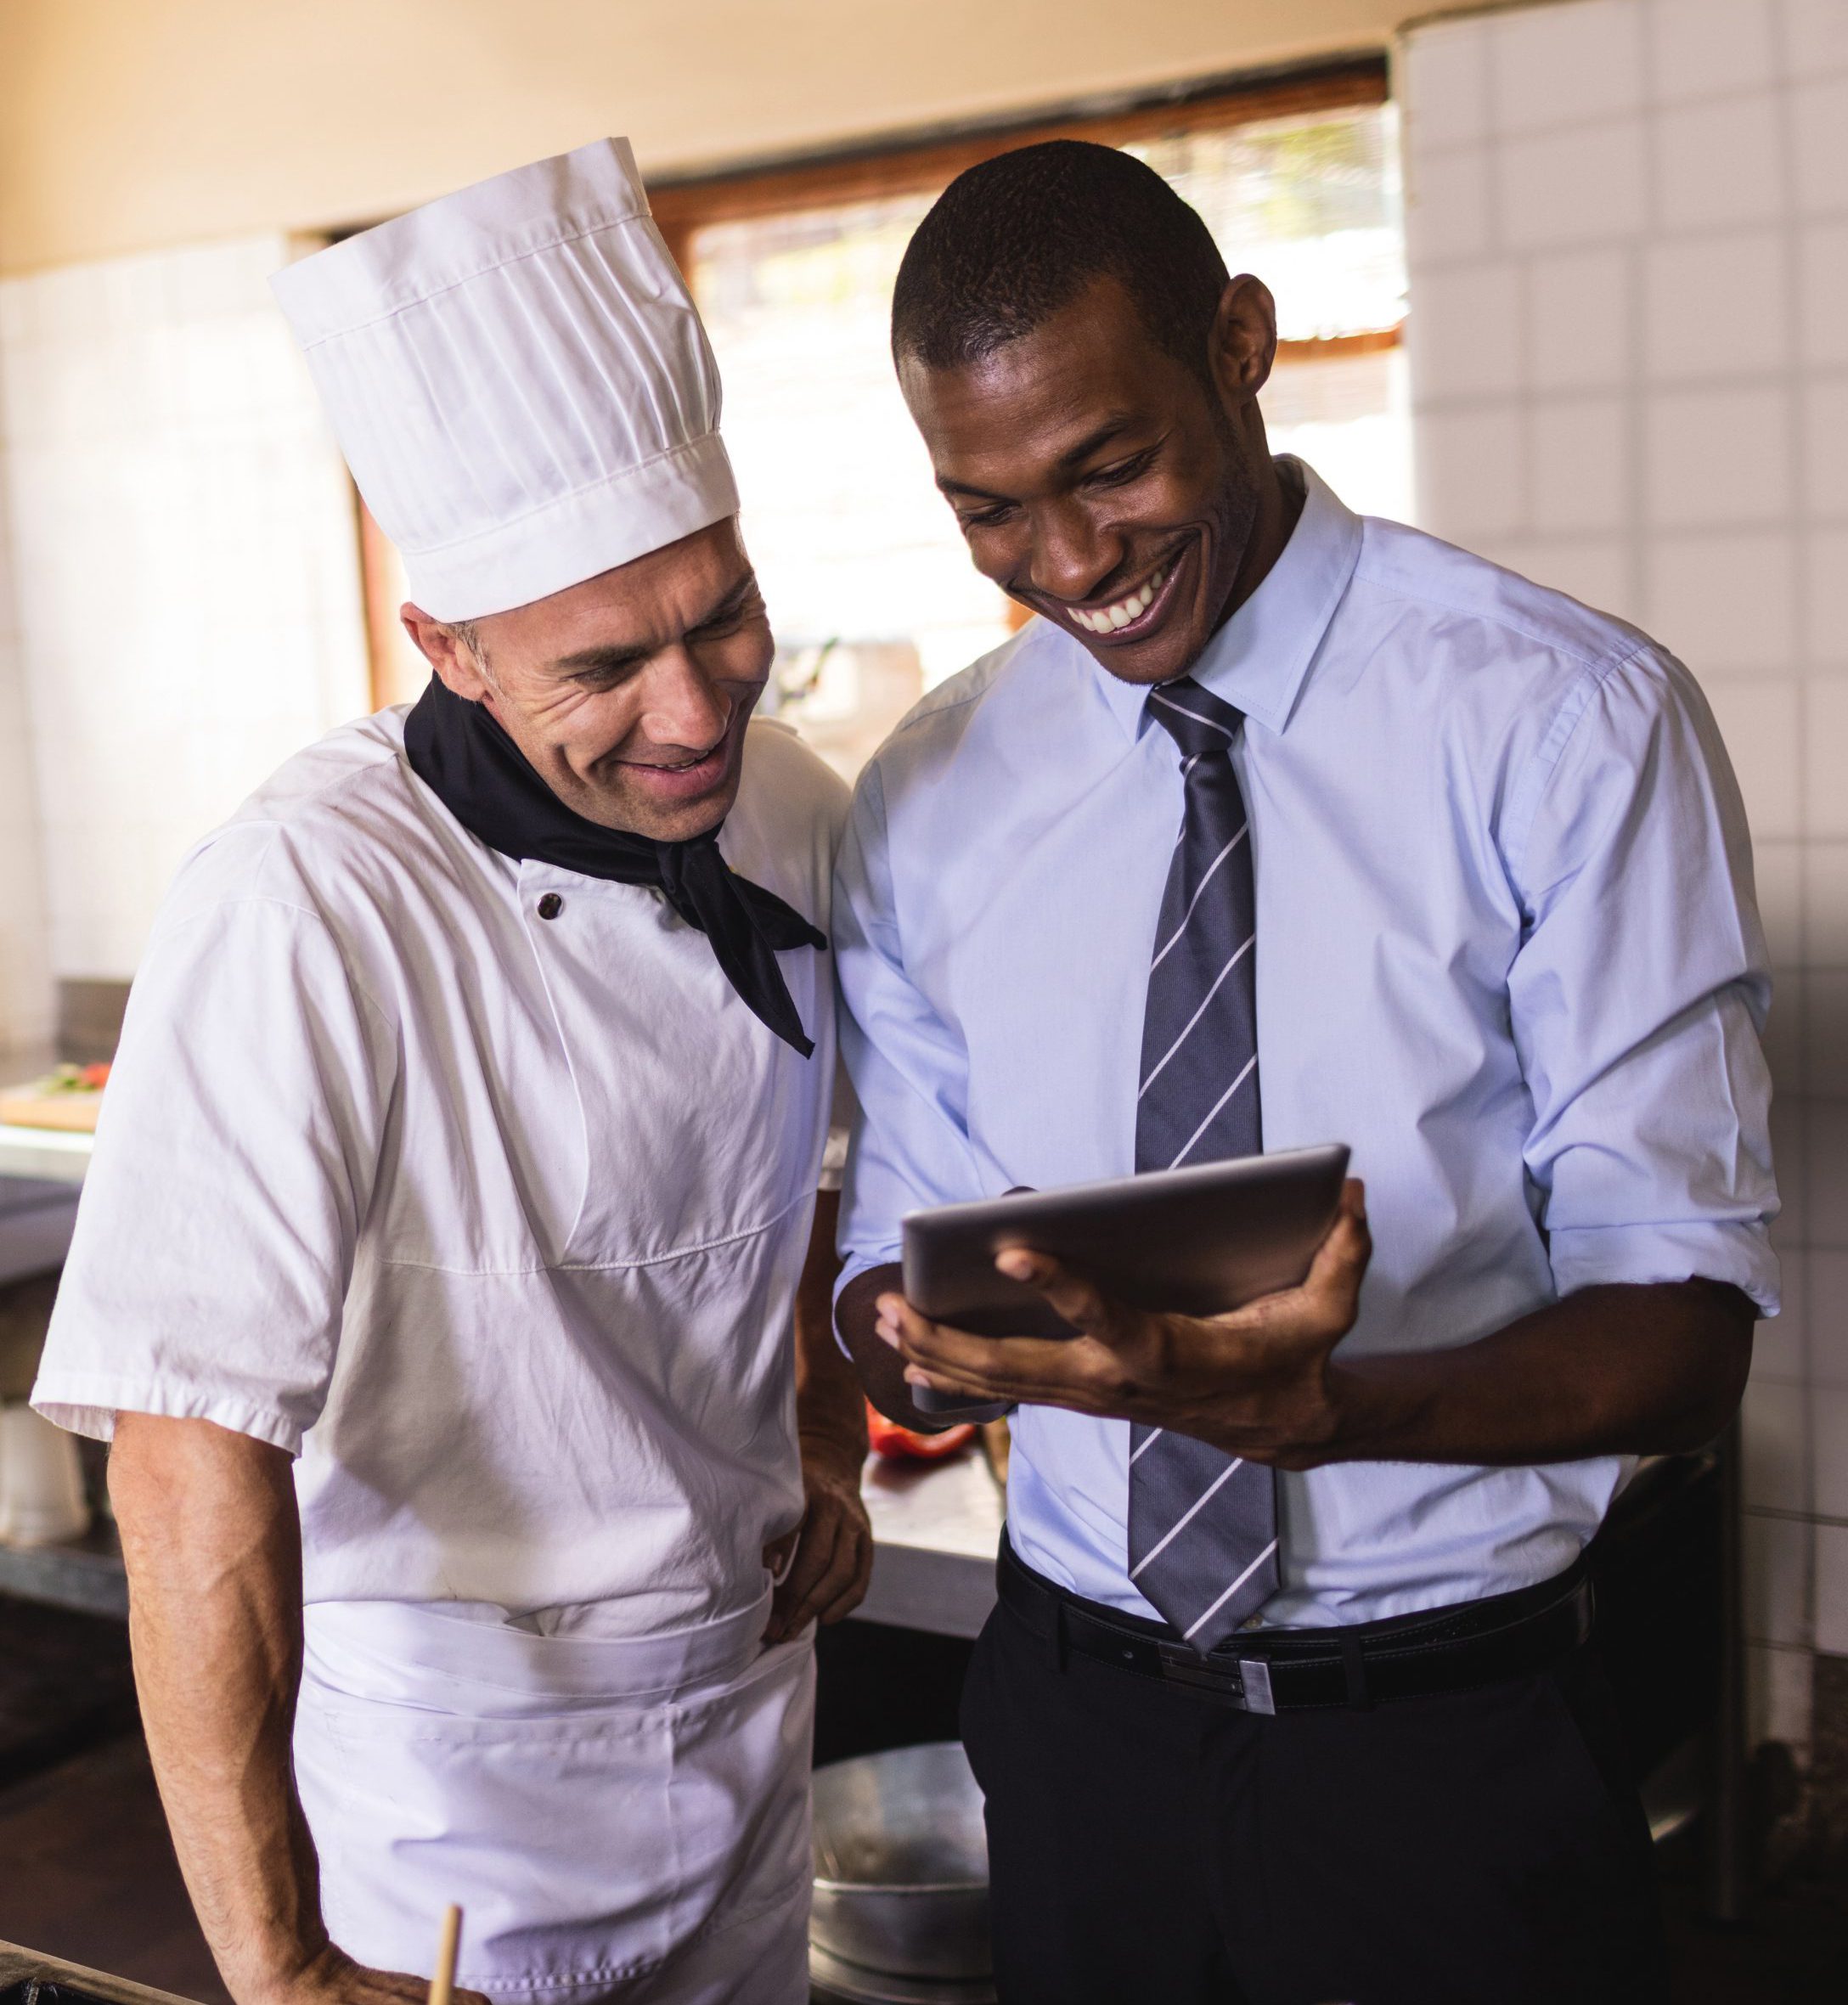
left=0, top=1088, right=102, bottom=1133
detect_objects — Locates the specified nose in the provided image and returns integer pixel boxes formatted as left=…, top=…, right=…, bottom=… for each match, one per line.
left=634, top=647, right=730, bottom=752
left=1025, top=498, right=1125, bottom=605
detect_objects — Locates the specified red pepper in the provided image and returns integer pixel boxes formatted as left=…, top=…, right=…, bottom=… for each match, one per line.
left=865, top=1401, right=976, bottom=1462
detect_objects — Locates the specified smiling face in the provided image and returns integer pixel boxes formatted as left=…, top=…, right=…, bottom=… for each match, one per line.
left=899, top=272, right=1293, bottom=688
left=403, top=517, right=773, bottom=843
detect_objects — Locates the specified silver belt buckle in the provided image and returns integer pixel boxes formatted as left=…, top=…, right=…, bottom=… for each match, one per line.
left=1238, top=1658, right=1277, bottom=1715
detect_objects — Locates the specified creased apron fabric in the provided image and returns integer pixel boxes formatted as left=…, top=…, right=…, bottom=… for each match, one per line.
left=295, top=1594, right=814, bottom=2003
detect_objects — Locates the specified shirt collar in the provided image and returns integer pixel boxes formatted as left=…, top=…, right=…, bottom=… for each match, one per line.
left=1089, top=456, right=1363, bottom=743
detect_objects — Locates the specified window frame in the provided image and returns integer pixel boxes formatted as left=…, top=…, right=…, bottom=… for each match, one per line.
left=649, top=57, right=1394, bottom=374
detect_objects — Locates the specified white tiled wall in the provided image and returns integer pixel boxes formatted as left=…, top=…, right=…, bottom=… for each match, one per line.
left=1401, top=0, right=1848, bottom=1766
left=0, top=236, right=370, bottom=985
left=0, top=471, right=52, bottom=1058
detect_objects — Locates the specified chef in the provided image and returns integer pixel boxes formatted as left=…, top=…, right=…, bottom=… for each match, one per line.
left=31, top=138, right=869, bottom=2005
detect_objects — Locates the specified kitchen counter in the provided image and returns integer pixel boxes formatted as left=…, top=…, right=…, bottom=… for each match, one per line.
left=1, top=1454, right=1000, bottom=1640
left=0, top=1518, right=127, bottom=1620
left=854, top=1447, right=1004, bottom=1639
left=0, top=1124, right=93, bottom=1187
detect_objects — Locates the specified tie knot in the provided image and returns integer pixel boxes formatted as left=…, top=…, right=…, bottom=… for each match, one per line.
left=1146, top=677, right=1244, bottom=762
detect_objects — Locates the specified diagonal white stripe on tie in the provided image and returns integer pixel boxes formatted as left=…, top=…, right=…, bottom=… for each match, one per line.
left=1149, top=825, right=1248, bottom=971
left=1129, top=1427, right=1164, bottom=1464
left=1139, top=934, right=1255, bottom=1099
left=1182, top=1538, right=1280, bottom=1642
left=1168, top=1055, right=1258, bottom=1170
left=1128, top=1458, right=1245, bottom=1579
left=1152, top=689, right=1237, bottom=739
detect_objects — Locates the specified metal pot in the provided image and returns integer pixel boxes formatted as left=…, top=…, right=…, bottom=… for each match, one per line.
left=811, top=1742, right=991, bottom=1984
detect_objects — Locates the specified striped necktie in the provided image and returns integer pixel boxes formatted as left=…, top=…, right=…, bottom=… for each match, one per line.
left=1128, top=676, right=1279, bottom=1654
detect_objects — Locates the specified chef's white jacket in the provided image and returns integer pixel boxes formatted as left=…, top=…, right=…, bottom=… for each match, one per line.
left=36, top=707, right=848, bottom=1637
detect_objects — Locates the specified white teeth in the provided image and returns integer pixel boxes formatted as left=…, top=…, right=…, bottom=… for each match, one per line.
left=1073, top=564, right=1167, bottom=636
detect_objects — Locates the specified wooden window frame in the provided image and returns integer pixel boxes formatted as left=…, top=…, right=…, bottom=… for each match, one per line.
left=650, top=54, right=1392, bottom=376
left=357, top=496, right=431, bottom=712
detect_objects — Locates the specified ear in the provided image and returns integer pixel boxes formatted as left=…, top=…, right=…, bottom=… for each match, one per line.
left=1206, top=274, right=1278, bottom=415
left=402, top=605, right=490, bottom=701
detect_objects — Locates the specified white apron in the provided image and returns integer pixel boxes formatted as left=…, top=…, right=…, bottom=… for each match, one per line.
left=294, top=1592, right=814, bottom=2004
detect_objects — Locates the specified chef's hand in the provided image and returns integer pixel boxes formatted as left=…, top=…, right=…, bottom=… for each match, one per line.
left=253, top=1943, right=492, bottom=2005
left=877, top=1180, right=1372, bottom=1473
left=763, top=1435, right=873, bottom=1642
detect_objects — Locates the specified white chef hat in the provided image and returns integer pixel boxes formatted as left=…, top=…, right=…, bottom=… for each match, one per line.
left=271, top=138, right=737, bottom=622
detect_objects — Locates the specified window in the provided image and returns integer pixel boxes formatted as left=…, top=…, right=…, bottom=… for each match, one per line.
left=358, top=69, right=1409, bottom=763
left=654, top=65, right=1405, bottom=777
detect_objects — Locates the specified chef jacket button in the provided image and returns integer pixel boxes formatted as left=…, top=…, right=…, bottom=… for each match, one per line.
left=537, top=893, right=563, bottom=920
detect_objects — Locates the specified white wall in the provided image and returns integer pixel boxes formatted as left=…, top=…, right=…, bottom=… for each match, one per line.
left=1400, top=0, right=1848, bottom=1770
left=0, top=238, right=373, bottom=985
left=0, top=0, right=1419, bottom=276
left=0, top=465, right=52, bottom=1058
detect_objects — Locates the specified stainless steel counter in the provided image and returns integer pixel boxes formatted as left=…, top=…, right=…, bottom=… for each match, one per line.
left=0, top=1124, right=93, bottom=1187
left=0, top=1518, right=127, bottom=1619
left=1, top=1456, right=1000, bottom=1640
left=854, top=1450, right=1004, bottom=1639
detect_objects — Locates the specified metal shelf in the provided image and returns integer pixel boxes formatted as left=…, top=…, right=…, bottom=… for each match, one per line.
left=0, top=1519, right=127, bottom=1620
left=0, top=1127, right=93, bottom=1188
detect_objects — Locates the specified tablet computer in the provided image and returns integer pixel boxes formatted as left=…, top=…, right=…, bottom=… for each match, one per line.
left=900, top=1143, right=1351, bottom=1351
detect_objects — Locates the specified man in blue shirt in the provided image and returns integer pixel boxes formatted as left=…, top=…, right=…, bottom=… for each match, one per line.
left=832, top=142, right=1777, bottom=2005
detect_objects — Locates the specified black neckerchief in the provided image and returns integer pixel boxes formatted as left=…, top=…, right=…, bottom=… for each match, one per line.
left=403, top=678, right=825, bottom=1057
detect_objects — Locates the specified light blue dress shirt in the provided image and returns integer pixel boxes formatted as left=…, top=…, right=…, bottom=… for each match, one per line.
left=834, top=459, right=1779, bottom=1629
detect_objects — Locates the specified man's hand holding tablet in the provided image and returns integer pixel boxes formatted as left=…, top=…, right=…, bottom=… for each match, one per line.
left=874, top=1151, right=1373, bottom=1470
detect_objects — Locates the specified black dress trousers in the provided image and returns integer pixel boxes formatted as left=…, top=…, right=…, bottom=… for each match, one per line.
left=961, top=1584, right=1669, bottom=2005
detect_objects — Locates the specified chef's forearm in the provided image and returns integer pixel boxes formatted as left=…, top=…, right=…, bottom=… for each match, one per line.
left=794, top=1190, right=865, bottom=1469
left=1317, top=1279, right=1755, bottom=1468
left=110, top=1414, right=328, bottom=2002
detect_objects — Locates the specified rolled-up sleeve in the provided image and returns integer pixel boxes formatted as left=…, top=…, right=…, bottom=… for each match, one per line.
left=32, top=881, right=397, bottom=1451
left=832, top=758, right=983, bottom=1302
left=1505, top=646, right=1779, bottom=1314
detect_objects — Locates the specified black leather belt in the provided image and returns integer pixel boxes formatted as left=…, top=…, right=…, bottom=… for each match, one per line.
left=997, top=1535, right=1594, bottom=1714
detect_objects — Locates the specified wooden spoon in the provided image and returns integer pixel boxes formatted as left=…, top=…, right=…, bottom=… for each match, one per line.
left=428, top=1905, right=463, bottom=2005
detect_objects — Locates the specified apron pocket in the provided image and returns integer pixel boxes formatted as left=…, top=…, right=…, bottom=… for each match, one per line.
left=662, top=1636, right=816, bottom=1950
left=296, top=1684, right=679, bottom=1991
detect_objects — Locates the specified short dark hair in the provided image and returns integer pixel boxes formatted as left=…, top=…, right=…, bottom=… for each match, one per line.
left=891, top=139, right=1231, bottom=380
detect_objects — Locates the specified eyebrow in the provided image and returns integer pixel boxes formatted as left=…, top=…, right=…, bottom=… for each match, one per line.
left=935, top=415, right=1142, bottom=501
left=553, top=572, right=759, bottom=675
